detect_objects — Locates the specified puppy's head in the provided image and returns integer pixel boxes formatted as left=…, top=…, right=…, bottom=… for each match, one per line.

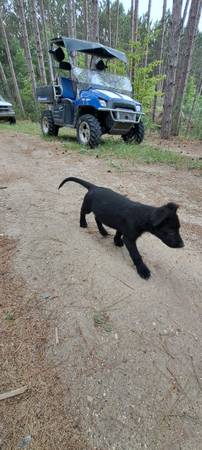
left=151, top=203, right=184, bottom=248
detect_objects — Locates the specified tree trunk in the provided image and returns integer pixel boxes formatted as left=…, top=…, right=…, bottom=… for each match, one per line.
left=133, top=0, right=139, bottom=38
left=91, top=0, right=99, bottom=41
left=30, top=0, right=47, bottom=85
left=131, top=0, right=138, bottom=45
left=144, top=0, right=152, bottom=67
left=46, top=2, right=54, bottom=35
left=83, top=0, right=89, bottom=40
left=66, top=0, right=74, bottom=37
left=18, top=0, right=37, bottom=100
left=115, top=0, right=119, bottom=47
left=39, top=0, right=54, bottom=82
left=83, top=0, right=89, bottom=65
left=66, top=0, right=76, bottom=64
left=182, top=0, right=190, bottom=27
left=0, top=61, right=11, bottom=100
left=131, top=0, right=139, bottom=88
left=186, top=75, right=202, bottom=134
left=160, top=0, right=183, bottom=139
left=72, top=1, right=76, bottom=38
left=158, top=0, right=167, bottom=88
left=171, top=0, right=202, bottom=135
left=131, top=0, right=134, bottom=46
left=0, top=14, right=25, bottom=114
left=152, top=0, right=167, bottom=121
left=106, top=0, right=112, bottom=46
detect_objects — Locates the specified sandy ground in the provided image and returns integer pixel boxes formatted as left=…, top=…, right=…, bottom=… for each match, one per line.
left=0, top=131, right=202, bottom=450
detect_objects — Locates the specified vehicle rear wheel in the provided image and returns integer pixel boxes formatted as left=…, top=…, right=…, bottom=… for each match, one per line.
left=41, top=110, right=59, bottom=136
left=9, top=117, right=16, bottom=125
left=122, top=120, right=144, bottom=144
left=77, top=114, right=101, bottom=148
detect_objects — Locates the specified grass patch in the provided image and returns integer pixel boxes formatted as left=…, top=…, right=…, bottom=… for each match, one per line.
left=1, top=120, right=201, bottom=171
left=62, top=135, right=202, bottom=171
left=0, top=120, right=40, bottom=135
left=4, top=311, right=15, bottom=321
left=94, top=311, right=113, bottom=332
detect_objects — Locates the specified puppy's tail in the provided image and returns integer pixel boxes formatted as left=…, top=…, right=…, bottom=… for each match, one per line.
left=58, top=177, right=95, bottom=191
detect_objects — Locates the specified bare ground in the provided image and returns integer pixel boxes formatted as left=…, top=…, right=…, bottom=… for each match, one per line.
left=0, top=131, right=202, bottom=450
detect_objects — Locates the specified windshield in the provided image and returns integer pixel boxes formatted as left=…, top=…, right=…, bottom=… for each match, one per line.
left=72, top=67, right=132, bottom=95
left=0, top=95, right=5, bottom=101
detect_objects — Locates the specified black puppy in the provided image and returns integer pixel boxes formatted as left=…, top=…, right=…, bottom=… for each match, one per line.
left=58, top=177, right=184, bottom=280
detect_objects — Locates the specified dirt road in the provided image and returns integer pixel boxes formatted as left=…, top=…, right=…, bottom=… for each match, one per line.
left=0, top=131, right=202, bottom=450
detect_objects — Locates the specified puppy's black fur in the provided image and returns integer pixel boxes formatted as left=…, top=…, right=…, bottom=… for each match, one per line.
left=58, top=177, right=184, bottom=279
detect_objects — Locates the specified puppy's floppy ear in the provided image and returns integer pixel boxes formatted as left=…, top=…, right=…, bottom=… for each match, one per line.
left=166, top=202, right=179, bottom=213
left=152, top=202, right=179, bottom=227
left=151, top=206, right=169, bottom=227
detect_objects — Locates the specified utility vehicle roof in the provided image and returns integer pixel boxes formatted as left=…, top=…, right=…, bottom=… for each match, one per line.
left=50, top=37, right=128, bottom=64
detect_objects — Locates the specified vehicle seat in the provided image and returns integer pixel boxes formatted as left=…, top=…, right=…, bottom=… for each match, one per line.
left=60, top=77, right=76, bottom=100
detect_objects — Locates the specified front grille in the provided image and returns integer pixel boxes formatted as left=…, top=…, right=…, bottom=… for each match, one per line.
left=112, top=109, right=136, bottom=122
left=0, top=106, right=10, bottom=112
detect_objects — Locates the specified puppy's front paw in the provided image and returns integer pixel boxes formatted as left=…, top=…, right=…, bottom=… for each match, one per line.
left=80, top=221, right=87, bottom=228
left=101, top=229, right=108, bottom=237
left=114, top=237, right=124, bottom=247
left=137, top=263, right=151, bottom=280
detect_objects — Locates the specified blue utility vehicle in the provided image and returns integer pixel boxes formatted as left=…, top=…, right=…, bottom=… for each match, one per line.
left=36, top=37, right=144, bottom=147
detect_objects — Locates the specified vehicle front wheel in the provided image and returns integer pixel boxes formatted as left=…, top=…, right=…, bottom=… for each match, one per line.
left=122, top=120, right=144, bottom=144
left=9, top=117, right=16, bottom=125
left=77, top=114, right=101, bottom=148
left=41, top=110, right=59, bottom=136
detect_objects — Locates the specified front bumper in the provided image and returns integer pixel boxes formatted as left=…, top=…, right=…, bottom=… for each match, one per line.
left=110, top=108, right=143, bottom=124
left=98, top=107, right=143, bottom=122
left=0, top=111, right=15, bottom=120
left=98, top=107, right=144, bottom=135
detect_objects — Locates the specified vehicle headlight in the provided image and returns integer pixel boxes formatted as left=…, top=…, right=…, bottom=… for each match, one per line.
left=99, top=99, right=107, bottom=108
left=136, top=104, right=141, bottom=112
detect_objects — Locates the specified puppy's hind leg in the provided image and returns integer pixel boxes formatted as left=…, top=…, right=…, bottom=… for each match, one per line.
left=80, top=194, right=91, bottom=228
left=95, top=217, right=108, bottom=237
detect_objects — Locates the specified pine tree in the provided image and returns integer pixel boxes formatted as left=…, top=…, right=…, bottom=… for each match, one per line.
left=91, top=0, right=99, bottom=41
left=18, top=0, right=37, bottom=100
left=30, top=0, right=47, bottom=84
left=161, top=0, right=183, bottom=139
left=171, top=0, right=202, bottom=135
left=144, top=0, right=152, bottom=68
left=0, top=13, right=25, bottom=114
left=115, top=0, right=120, bottom=47
left=39, top=0, right=54, bottom=81
left=152, top=0, right=167, bottom=121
